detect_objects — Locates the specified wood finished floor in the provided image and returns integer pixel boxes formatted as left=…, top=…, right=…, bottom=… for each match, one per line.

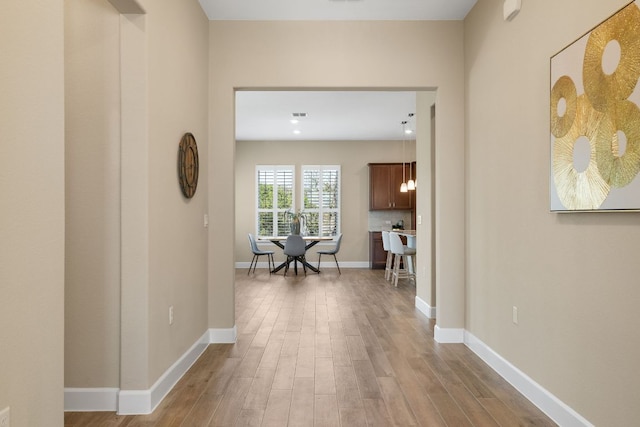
left=65, top=268, right=557, bottom=426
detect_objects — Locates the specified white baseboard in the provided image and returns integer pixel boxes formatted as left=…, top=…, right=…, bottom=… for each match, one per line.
left=235, top=261, right=370, bottom=269
left=117, top=390, right=151, bottom=415
left=464, top=331, right=593, bottom=427
left=209, top=325, right=237, bottom=343
left=414, top=296, right=436, bottom=318
left=64, top=387, right=119, bottom=412
left=65, top=329, right=209, bottom=414
left=117, top=330, right=209, bottom=415
left=118, top=327, right=238, bottom=414
left=434, top=325, right=464, bottom=343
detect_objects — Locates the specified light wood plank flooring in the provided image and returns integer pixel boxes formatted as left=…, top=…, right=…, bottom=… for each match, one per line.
left=65, top=268, right=557, bottom=426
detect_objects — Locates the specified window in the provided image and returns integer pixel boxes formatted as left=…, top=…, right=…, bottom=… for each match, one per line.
left=302, top=165, right=340, bottom=237
left=256, top=166, right=294, bottom=236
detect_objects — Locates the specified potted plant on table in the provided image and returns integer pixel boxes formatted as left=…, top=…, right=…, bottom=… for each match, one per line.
left=285, top=209, right=307, bottom=235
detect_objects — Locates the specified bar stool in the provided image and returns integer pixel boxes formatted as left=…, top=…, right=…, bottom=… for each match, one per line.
left=389, top=231, right=416, bottom=287
left=381, top=231, right=394, bottom=281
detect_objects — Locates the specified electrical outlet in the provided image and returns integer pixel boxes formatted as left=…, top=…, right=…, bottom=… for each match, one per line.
left=512, top=306, right=518, bottom=324
left=169, top=306, right=174, bottom=325
left=0, top=406, right=10, bottom=427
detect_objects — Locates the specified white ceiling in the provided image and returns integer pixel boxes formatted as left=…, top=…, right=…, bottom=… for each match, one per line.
left=236, top=90, right=420, bottom=141
left=198, top=0, right=477, bottom=21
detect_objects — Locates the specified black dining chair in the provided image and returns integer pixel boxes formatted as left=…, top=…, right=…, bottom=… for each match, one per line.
left=317, top=233, right=343, bottom=274
left=247, top=233, right=275, bottom=275
left=283, top=234, right=307, bottom=276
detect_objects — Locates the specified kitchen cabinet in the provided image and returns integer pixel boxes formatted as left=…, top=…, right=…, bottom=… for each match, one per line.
left=369, top=232, right=386, bottom=269
left=368, top=163, right=413, bottom=210
left=369, top=231, right=408, bottom=270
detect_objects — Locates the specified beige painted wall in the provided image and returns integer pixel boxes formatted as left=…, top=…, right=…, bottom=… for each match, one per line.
left=65, top=0, right=122, bottom=389
left=64, top=0, right=210, bottom=391
left=1, top=0, right=65, bottom=425
left=235, top=139, right=415, bottom=264
left=145, top=0, right=210, bottom=385
left=415, top=92, right=437, bottom=309
left=465, top=1, right=640, bottom=425
left=209, top=21, right=466, bottom=331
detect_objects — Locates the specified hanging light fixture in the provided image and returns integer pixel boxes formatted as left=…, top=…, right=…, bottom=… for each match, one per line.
left=406, top=113, right=416, bottom=190
left=407, top=164, right=416, bottom=191
left=400, top=120, right=408, bottom=193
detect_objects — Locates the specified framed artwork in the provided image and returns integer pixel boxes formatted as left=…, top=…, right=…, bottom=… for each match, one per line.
left=550, top=1, right=640, bottom=211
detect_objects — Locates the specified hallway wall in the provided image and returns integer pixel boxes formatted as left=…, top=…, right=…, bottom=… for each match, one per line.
left=65, top=0, right=122, bottom=390
left=1, top=0, right=65, bottom=424
left=465, top=1, right=640, bottom=425
left=208, top=20, right=467, bottom=334
left=64, top=0, right=210, bottom=394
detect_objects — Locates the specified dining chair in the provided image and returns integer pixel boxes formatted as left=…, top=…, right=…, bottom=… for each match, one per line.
left=283, top=234, right=307, bottom=276
left=317, top=233, right=343, bottom=274
left=388, top=231, right=416, bottom=287
left=381, top=231, right=394, bottom=281
left=247, top=233, right=275, bottom=275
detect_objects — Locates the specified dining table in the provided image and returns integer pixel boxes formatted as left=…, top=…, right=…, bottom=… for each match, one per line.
left=258, top=235, right=334, bottom=274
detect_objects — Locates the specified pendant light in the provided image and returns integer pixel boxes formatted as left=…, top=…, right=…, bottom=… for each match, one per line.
left=406, top=113, right=416, bottom=190
left=407, top=163, right=416, bottom=191
left=400, top=120, right=408, bottom=193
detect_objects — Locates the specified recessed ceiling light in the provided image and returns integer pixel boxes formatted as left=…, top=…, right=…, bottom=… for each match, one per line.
left=290, top=119, right=299, bottom=124
left=293, top=129, right=301, bottom=134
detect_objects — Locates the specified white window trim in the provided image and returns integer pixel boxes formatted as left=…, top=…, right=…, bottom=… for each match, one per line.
left=255, top=165, right=295, bottom=237
left=301, top=164, right=341, bottom=237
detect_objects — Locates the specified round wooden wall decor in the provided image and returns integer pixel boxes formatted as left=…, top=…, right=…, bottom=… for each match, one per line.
left=178, top=132, right=199, bottom=198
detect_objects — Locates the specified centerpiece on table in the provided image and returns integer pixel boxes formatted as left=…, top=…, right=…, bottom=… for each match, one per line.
left=285, top=209, right=307, bottom=235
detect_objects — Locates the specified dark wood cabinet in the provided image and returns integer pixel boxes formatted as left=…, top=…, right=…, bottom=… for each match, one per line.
left=369, top=231, right=386, bottom=269
left=369, top=231, right=408, bottom=270
left=368, top=163, right=413, bottom=210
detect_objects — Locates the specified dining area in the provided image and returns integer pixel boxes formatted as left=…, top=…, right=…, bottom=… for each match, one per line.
left=247, top=233, right=343, bottom=276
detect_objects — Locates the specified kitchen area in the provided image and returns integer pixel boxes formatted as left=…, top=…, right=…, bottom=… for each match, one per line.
left=368, top=161, right=417, bottom=270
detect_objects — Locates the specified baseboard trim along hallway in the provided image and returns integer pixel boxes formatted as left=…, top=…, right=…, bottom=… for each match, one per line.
left=464, top=331, right=594, bottom=427
left=63, top=387, right=119, bottom=412
left=414, top=295, right=436, bottom=318
left=64, top=327, right=237, bottom=414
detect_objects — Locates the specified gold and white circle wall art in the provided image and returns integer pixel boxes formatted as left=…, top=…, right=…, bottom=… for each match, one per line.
left=550, top=1, right=640, bottom=211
